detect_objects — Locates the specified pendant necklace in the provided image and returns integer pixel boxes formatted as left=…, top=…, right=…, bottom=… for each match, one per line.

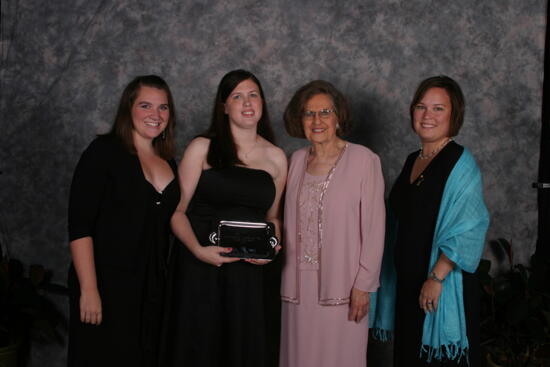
left=419, top=138, right=452, bottom=160
left=242, top=137, right=258, bottom=159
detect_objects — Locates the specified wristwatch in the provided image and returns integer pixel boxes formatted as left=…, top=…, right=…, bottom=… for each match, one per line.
left=428, top=271, right=444, bottom=283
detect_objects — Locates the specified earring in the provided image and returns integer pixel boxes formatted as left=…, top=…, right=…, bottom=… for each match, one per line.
left=336, top=123, right=340, bottom=130
left=161, top=130, right=166, bottom=140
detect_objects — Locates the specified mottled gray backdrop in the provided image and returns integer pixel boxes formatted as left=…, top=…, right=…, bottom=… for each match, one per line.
left=0, top=0, right=546, bottom=365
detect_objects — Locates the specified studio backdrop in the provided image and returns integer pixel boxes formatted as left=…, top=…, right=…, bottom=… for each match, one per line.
left=0, top=1, right=546, bottom=366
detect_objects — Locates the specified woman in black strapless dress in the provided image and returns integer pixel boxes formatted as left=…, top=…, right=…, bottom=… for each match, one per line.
left=162, top=70, right=287, bottom=367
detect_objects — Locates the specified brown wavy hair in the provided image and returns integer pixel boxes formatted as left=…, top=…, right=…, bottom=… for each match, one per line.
left=284, top=80, right=351, bottom=139
left=110, top=75, right=177, bottom=159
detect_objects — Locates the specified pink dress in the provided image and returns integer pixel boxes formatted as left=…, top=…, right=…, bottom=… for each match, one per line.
left=280, top=143, right=386, bottom=367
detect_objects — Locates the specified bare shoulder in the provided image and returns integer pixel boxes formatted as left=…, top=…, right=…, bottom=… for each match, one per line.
left=268, top=144, right=287, bottom=166
left=260, top=139, right=287, bottom=166
left=255, top=138, right=288, bottom=180
left=181, top=137, right=210, bottom=168
left=186, top=137, right=210, bottom=154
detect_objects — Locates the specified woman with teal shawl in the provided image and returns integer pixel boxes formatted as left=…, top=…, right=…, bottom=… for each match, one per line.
left=370, top=76, right=489, bottom=366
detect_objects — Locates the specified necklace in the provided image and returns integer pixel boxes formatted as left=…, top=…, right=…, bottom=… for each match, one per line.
left=418, top=138, right=452, bottom=160
left=241, top=137, right=258, bottom=159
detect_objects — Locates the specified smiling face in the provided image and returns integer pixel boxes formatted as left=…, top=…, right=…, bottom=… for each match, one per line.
left=302, top=93, right=338, bottom=145
left=131, top=86, right=169, bottom=143
left=224, top=79, right=263, bottom=130
left=412, top=87, right=452, bottom=146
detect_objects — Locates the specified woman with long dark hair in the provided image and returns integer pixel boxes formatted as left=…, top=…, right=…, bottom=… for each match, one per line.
left=163, top=69, right=287, bottom=366
left=68, top=75, right=180, bottom=366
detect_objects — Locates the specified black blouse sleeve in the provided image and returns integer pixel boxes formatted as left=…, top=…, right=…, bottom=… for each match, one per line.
left=68, top=137, right=111, bottom=242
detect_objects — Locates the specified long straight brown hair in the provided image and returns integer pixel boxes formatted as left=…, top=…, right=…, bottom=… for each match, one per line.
left=202, top=69, right=275, bottom=169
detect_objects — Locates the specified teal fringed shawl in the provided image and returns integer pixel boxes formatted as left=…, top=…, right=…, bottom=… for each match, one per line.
left=369, top=148, right=490, bottom=363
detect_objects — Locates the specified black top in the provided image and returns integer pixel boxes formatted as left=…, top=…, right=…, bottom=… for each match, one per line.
left=391, top=142, right=464, bottom=284
left=389, top=142, right=479, bottom=367
left=68, top=134, right=180, bottom=270
left=162, top=165, right=277, bottom=367
left=187, top=166, right=276, bottom=246
left=67, top=134, right=180, bottom=367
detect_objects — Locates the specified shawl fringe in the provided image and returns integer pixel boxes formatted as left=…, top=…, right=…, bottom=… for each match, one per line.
left=371, top=328, right=393, bottom=342
left=420, top=343, right=468, bottom=365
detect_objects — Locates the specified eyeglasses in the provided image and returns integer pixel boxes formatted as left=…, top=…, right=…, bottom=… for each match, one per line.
left=303, top=108, right=335, bottom=120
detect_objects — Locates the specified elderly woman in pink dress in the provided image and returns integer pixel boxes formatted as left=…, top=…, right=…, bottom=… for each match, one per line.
left=280, top=80, right=386, bottom=367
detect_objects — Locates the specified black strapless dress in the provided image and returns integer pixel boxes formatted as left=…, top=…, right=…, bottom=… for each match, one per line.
left=162, top=166, right=277, bottom=367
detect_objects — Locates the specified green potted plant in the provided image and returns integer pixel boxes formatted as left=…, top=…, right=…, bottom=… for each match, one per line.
left=478, top=239, right=550, bottom=367
left=0, top=246, right=68, bottom=366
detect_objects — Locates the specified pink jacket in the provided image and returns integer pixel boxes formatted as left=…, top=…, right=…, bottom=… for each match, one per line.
left=281, top=143, right=386, bottom=305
